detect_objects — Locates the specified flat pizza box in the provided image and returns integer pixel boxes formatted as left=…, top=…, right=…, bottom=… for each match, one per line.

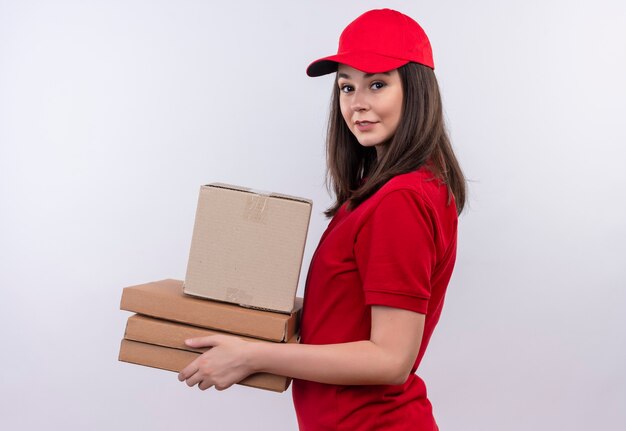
left=123, top=313, right=299, bottom=350
left=119, top=339, right=292, bottom=393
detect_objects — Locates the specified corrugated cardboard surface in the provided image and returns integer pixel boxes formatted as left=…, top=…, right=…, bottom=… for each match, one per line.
left=120, top=279, right=302, bottom=342
left=124, top=314, right=299, bottom=351
left=118, top=339, right=291, bottom=392
left=184, top=184, right=312, bottom=313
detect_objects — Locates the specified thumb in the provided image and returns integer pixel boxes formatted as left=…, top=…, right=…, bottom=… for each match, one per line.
left=185, top=335, right=220, bottom=348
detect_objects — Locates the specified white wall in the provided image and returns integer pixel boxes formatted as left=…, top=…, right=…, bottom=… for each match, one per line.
left=1, top=1, right=624, bottom=430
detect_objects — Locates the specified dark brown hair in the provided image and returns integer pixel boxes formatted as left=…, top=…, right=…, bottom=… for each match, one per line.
left=324, top=62, right=466, bottom=217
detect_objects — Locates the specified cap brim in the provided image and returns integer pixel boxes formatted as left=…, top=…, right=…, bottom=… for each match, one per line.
left=306, top=52, right=409, bottom=77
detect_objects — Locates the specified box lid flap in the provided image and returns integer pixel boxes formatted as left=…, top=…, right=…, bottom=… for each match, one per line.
left=204, top=183, right=312, bottom=205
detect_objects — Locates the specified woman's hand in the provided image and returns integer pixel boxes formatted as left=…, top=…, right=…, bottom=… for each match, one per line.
left=177, top=334, right=256, bottom=391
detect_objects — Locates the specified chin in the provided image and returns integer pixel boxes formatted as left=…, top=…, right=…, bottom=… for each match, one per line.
left=357, top=137, right=390, bottom=149
left=356, top=138, right=384, bottom=148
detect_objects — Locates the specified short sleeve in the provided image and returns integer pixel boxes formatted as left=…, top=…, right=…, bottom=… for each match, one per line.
left=354, top=190, right=436, bottom=314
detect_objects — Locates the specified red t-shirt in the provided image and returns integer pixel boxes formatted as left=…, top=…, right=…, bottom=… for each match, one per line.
left=292, top=168, right=458, bottom=430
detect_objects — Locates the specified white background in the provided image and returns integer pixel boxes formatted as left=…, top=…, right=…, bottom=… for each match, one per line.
left=1, top=1, right=625, bottom=430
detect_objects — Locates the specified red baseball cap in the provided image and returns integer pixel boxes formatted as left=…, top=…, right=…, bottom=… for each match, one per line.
left=306, top=9, right=434, bottom=77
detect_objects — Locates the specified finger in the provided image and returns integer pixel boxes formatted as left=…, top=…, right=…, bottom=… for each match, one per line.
left=178, top=359, right=199, bottom=381
left=214, top=382, right=233, bottom=392
left=198, top=379, right=214, bottom=391
left=185, top=371, right=204, bottom=388
left=185, top=335, right=220, bottom=348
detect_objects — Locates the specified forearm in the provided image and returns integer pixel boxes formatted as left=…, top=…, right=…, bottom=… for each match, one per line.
left=249, top=340, right=409, bottom=386
left=179, top=307, right=422, bottom=390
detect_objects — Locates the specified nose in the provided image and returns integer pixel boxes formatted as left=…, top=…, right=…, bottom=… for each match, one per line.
left=350, top=89, right=369, bottom=112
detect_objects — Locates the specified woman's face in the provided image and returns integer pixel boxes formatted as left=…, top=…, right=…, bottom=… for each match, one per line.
left=336, top=64, right=403, bottom=153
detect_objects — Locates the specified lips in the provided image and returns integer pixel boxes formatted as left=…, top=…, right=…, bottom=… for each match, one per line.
left=355, top=120, right=378, bottom=132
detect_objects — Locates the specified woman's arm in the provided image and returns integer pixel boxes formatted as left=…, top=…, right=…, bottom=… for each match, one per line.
left=178, top=305, right=425, bottom=391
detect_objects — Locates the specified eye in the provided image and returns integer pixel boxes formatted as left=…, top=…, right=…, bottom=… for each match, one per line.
left=370, top=81, right=385, bottom=90
left=339, top=84, right=354, bottom=93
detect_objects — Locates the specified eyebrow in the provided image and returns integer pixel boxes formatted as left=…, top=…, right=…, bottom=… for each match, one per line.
left=337, top=71, right=391, bottom=79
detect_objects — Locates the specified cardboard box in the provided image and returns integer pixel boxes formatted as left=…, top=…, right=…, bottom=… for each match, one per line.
left=119, top=339, right=291, bottom=392
left=184, top=183, right=312, bottom=313
left=123, top=313, right=299, bottom=351
left=120, top=279, right=302, bottom=342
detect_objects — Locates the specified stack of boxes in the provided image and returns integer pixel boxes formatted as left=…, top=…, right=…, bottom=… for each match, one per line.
left=118, top=184, right=312, bottom=392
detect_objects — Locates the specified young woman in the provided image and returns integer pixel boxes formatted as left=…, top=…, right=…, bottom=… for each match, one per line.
left=178, top=8, right=466, bottom=430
